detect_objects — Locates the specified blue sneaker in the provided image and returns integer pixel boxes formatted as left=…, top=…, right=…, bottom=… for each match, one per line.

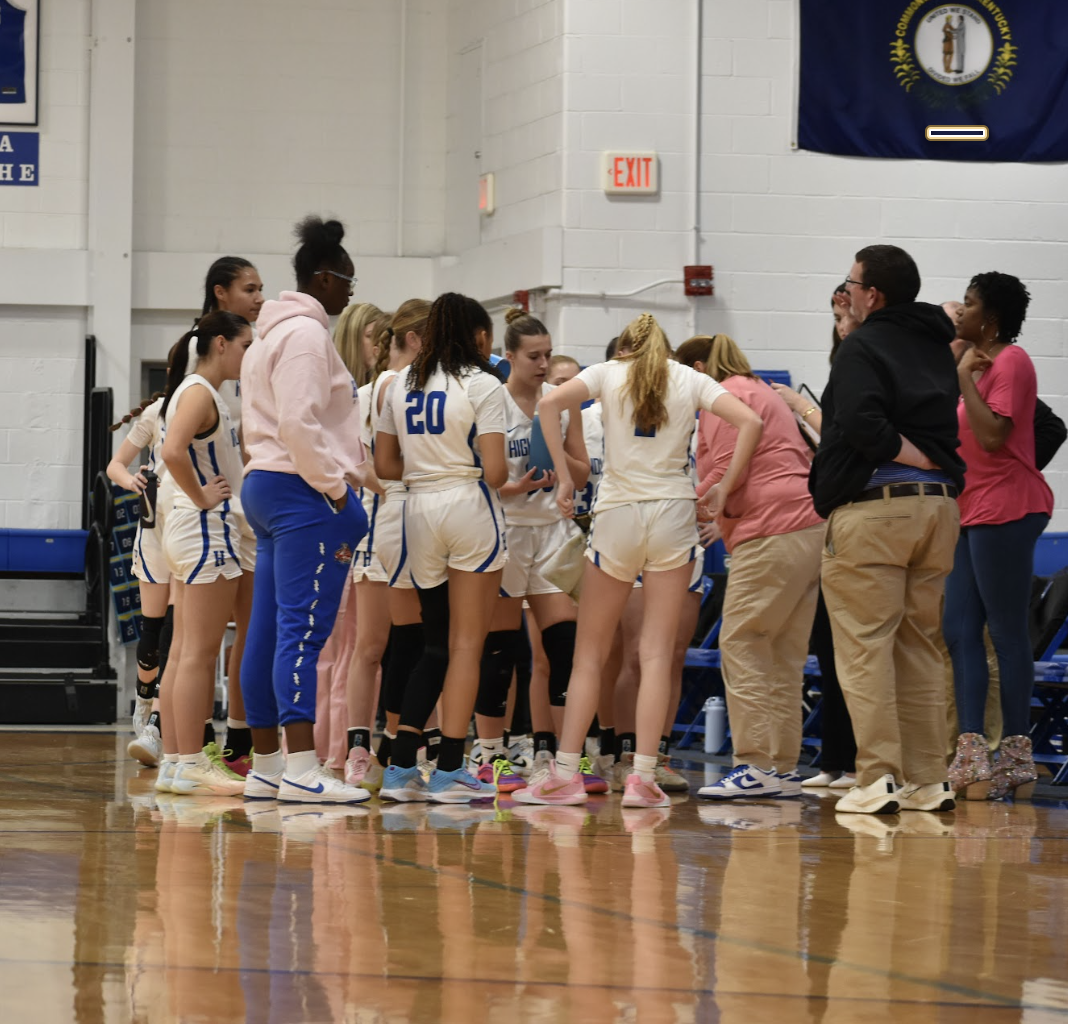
left=380, top=764, right=430, bottom=803
left=696, top=764, right=782, bottom=800
left=427, top=767, right=496, bottom=804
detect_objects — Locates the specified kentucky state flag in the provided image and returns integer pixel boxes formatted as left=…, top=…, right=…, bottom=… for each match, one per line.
left=798, top=1, right=1068, bottom=161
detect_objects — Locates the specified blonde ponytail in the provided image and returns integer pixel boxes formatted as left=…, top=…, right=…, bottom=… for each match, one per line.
left=619, top=312, right=671, bottom=434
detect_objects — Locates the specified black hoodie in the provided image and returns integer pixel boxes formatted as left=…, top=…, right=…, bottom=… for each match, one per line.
left=809, top=301, right=966, bottom=518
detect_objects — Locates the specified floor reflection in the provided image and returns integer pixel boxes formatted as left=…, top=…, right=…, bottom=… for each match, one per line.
left=0, top=733, right=1067, bottom=1023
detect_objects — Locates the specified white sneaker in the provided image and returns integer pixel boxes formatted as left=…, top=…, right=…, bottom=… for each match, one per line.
left=801, top=771, right=840, bottom=788
left=775, top=771, right=804, bottom=797
left=897, top=780, right=955, bottom=813
left=155, top=760, right=178, bottom=793
left=170, top=754, right=246, bottom=797
left=278, top=762, right=372, bottom=804
left=834, top=774, right=900, bottom=815
left=508, top=735, right=535, bottom=777
left=611, top=753, right=635, bottom=793
left=697, top=764, right=781, bottom=799
left=132, top=696, right=153, bottom=735
left=828, top=774, right=858, bottom=790
left=128, top=725, right=162, bottom=768
left=244, top=769, right=284, bottom=801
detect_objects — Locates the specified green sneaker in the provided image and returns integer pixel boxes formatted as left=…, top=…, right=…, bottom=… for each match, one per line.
left=203, top=741, right=243, bottom=781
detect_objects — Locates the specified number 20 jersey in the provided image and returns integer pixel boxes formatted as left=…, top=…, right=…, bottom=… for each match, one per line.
left=378, top=364, right=505, bottom=493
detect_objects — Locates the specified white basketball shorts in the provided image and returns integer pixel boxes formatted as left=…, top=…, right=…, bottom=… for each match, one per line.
left=586, top=498, right=699, bottom=584
left=404, top=481, right=508, bottom=589
left=501, top=518, right=581, bottom=599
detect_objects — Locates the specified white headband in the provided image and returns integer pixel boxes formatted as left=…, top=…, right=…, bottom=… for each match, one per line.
left=185, top=335, right=200, bottom=377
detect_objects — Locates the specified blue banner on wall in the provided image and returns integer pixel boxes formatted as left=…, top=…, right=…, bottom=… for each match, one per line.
left=798, top=1, right=1068, bottom=162
left=0, top=130, right=37, bottom=184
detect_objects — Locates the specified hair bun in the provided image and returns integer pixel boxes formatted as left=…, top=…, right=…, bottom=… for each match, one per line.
left=294, top=215, right=346, bottom=248
left=504, top=307, right=528, bottom=325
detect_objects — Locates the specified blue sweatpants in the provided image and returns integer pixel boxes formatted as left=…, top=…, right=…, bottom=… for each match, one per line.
left=240, top=470, right=367, bottom=728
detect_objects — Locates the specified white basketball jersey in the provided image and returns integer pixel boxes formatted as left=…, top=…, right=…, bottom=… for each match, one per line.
left=574, top=402, right=604, bottom=518
left=379, top=364, right=505, bottom=493
left=577, top=359, right=726, bottom=511
left=371, top=369, right=406, bottom=501
left=164, top=374, right=245, bottom=513
left=126, top=397, right=178, bottom=520
left=500, top=384, right=570, bottom=527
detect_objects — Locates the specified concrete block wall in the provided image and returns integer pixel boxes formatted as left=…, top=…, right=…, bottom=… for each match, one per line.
left=552, top=0, right=1068, bottom=523
left=0, top=1, right=90, bottom=530
left=133, top=0, right=447, bottom=258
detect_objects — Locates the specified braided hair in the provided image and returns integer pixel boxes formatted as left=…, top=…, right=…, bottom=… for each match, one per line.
left=110, top=392, right=165, bottom=432
left=407, top=292, right=496, bottom=391
left=617, top=312, right=672, bottom=434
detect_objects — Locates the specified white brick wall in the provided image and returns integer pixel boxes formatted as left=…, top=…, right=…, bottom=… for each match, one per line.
left=132, top=0, right=447, bottom=258
left=551, top=0, right=1068, bottom=526
left=4, top=0, right=1068, bottom=532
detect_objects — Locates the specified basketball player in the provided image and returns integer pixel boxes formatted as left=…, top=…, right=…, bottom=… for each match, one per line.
left=472, top=309, right=591, bottom=794
left=107, top=381, right=173, bottom=768
left=515, top=313, right=763, bottom=808
left=349, top=299, right=432, bottom=785
left=156, top=311, right=253, bottom=797
left=375, top=292, right=508, bottom=804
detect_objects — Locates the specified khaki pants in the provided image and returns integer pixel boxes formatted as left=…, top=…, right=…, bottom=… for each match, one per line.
left=821, top=492, right=960, bottom=787
left=720, top=522, right=825, bottom=772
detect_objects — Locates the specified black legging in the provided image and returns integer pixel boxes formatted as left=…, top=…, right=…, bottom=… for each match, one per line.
left=811, top=587, right=857, bottom=773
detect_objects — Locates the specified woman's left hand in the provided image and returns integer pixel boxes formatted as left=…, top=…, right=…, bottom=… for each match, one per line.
left=958, top=345, right=993, bottom=377
left=697, top=483, right=724, bottom=521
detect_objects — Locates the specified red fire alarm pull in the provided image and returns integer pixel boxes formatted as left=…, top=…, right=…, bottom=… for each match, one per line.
left=513, top=289, right=530, bottom=312
left=684, top=265, right=714, bottom=297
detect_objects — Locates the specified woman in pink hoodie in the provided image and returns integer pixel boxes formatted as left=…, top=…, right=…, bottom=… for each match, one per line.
left=238, top=216, right=371, bottom=805
left=676, top=334, right=826, bottom=802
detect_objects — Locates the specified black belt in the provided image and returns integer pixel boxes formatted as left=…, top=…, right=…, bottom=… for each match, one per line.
left=853, top=482, right=959, bottom=503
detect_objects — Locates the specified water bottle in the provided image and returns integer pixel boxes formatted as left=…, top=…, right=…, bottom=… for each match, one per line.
left=703, top=696, right=726, bottom=754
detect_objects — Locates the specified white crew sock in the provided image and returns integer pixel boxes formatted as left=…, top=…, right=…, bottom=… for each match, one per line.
left=555, top=751, right=581, bottom=781
left=253, top=749, right=284, bottom=777
left=286, top=749, right=320, bottom=778
left=634, top=753, right=658, bottom=783
left=481, top=736, right=507, bottom=760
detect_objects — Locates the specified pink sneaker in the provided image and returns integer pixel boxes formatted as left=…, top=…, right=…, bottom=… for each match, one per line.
left=621, top=773, right=670, bottom=808
left=476, top=757, right=527, bottom=793
left=345, top=747, right=372, bottom=787
left=512, top=761, right=589, bottom=806
left=222, top=752, right=252, bottom=778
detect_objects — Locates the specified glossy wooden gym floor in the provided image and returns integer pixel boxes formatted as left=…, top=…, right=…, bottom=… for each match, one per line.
left=1, top=732, right=1067, bottom=1023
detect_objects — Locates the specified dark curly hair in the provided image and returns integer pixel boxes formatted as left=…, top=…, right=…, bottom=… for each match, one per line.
left=968, top=271, right=1031, bottom=344
left=407, top=292, right=497, bottom=391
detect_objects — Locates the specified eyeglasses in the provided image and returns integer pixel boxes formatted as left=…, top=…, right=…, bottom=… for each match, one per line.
left=844, top=277, right=866, bottom=288
left=319, top=269, right=357, bottom=286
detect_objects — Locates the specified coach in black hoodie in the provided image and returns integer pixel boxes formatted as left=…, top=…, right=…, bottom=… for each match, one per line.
left=812, top=244, right=964, bottom=816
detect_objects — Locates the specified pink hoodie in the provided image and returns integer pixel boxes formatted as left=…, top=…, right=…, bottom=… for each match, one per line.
left=241, top=291, right=365, bottom=499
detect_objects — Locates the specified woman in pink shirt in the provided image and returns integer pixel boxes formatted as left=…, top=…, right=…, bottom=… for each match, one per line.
left=676, top=335, right=826, bottom=800
left=944, top=272, right=1052, bottom=802
left=238, top=216, right=371, bottom=805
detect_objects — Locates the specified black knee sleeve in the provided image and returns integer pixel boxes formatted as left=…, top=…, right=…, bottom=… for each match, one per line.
left=399, top=585, right=449, bottom=731
left=542, top=620, right=577, bottom=707
left=475, top=630, right=523, bottom=718
left=383, top=623, right=424, bottom=716
left=157, top=605, right=175, bottom=682
left=137, top=615, right=165, bottom=672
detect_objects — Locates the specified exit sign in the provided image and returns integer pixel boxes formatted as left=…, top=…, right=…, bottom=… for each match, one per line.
left=602, top=151, right=658, bottom=195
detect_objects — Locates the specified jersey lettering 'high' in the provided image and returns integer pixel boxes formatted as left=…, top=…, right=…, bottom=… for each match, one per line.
left=500, top=383, right=571, bottom=527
